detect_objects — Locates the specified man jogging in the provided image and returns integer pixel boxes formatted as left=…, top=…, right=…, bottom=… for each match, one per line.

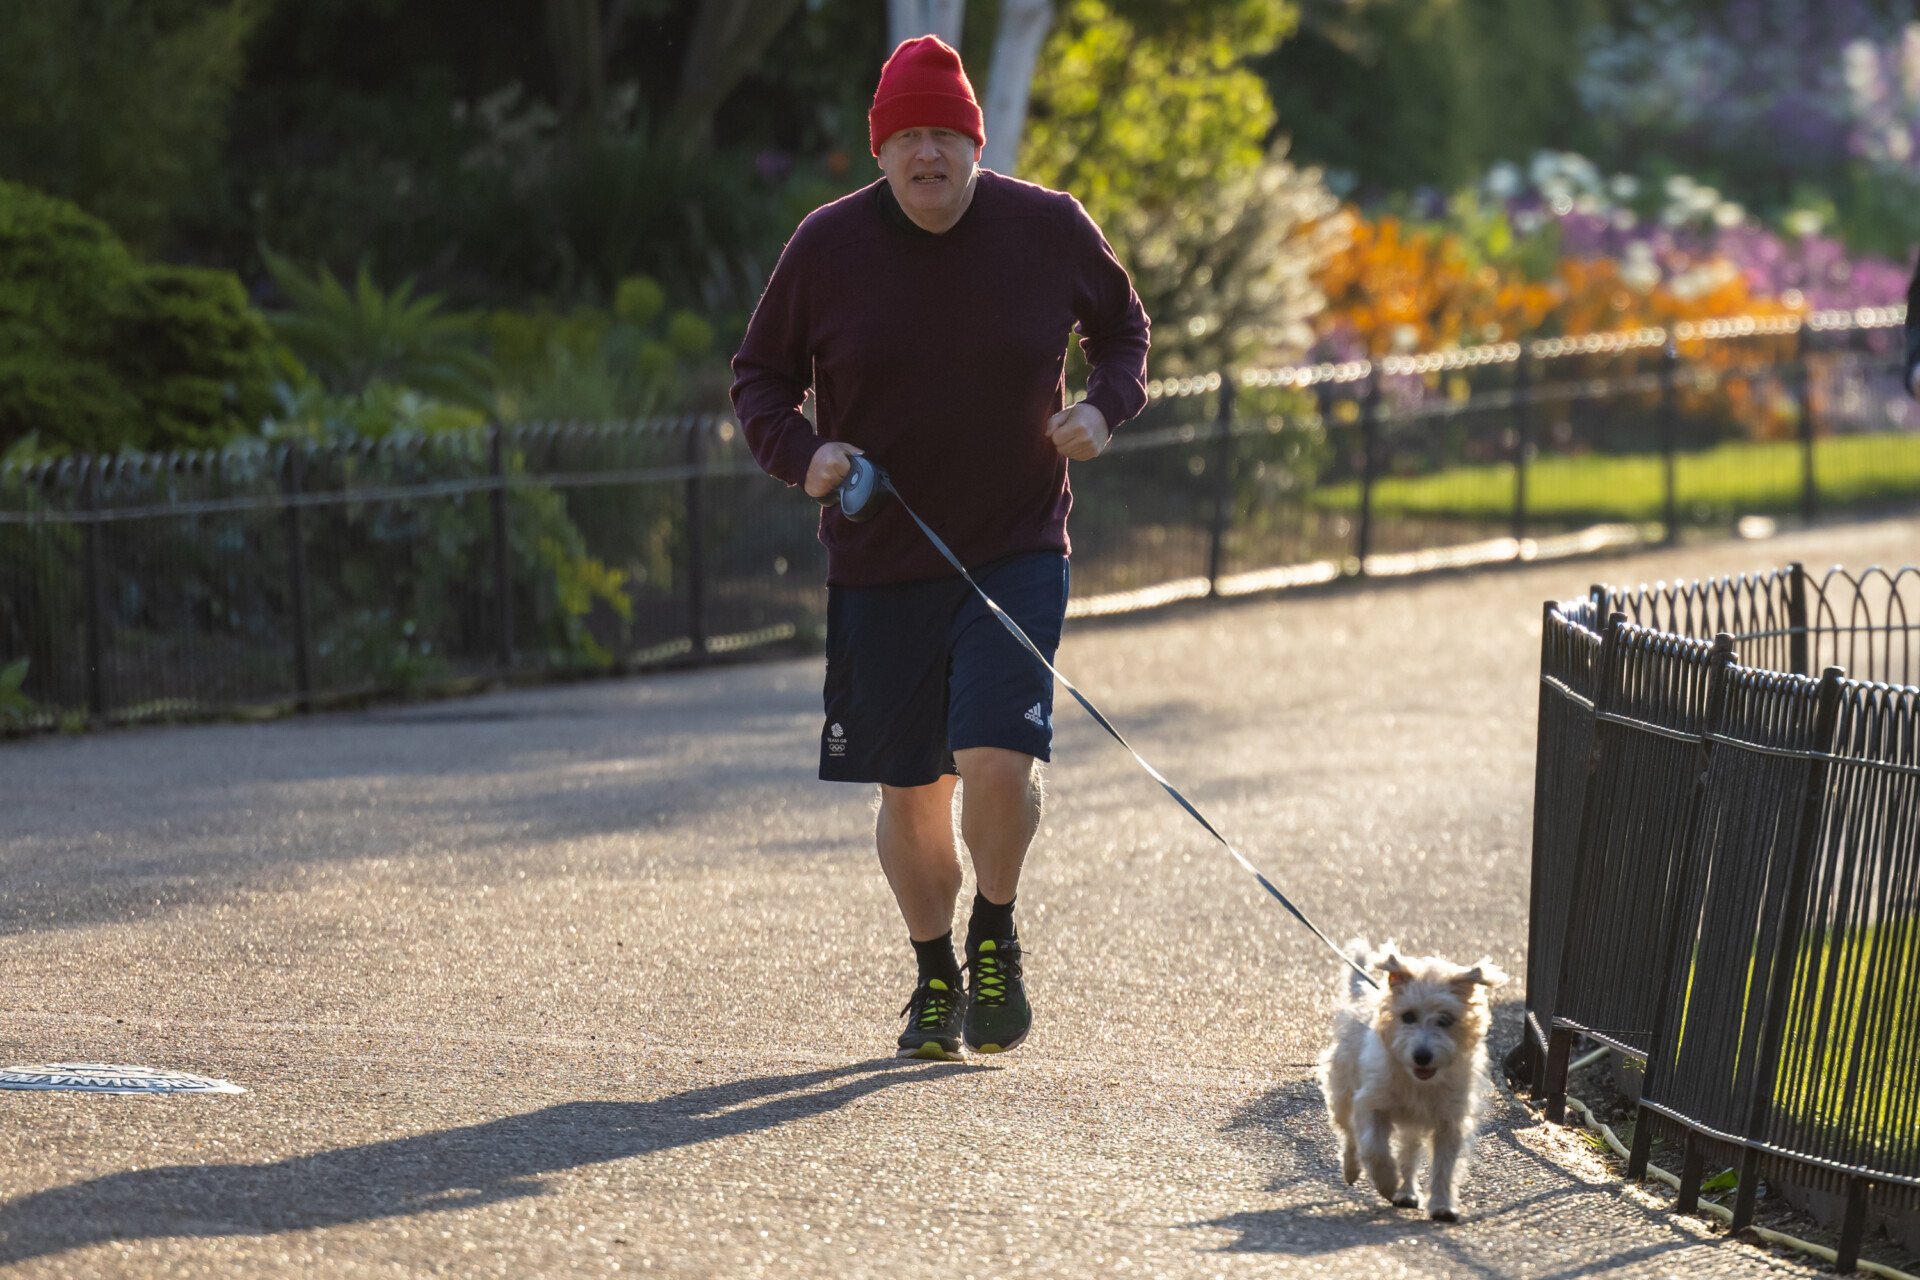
left=731, top=35, right=1150, bottom=1059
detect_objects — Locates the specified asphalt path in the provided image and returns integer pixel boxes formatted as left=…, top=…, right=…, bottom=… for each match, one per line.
left=5, top=516, right=1915, bottom=1278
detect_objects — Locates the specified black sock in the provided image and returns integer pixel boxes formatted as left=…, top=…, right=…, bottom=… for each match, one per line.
left=966, top=892, right=1016, bottom=948
left=912, top=931, right=962, bottom=988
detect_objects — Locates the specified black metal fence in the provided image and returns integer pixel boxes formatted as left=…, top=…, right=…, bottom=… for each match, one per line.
left=1520, top=562, right=1920, bottom=1273
left=1, top=309, right=1913, bottom=730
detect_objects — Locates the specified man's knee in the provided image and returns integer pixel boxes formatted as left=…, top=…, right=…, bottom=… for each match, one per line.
left=953, top=746, right=1039, bottom=798
left=878, top=777, right=956, bottom=824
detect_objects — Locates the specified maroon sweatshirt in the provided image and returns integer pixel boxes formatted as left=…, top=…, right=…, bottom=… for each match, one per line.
left=731, top=171, right=1151, bottom=586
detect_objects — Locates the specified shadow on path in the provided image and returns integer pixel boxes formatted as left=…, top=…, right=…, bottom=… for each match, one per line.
left=0, top=1056, right=979, bottom=1265
left=1195, top=1075, right=1715, bottom=1278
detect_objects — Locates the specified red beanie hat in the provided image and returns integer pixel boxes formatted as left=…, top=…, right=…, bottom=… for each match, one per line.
left=868, top=36, right=985, bottom=156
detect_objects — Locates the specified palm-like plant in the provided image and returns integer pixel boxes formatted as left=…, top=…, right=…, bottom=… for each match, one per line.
left=261, top=249, right=496, bottom=412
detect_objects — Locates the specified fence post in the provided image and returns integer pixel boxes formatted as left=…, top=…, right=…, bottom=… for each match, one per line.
left=1795, top=325, right=1819, bottom=523
left=686, top=418, right=708, bottom=660
left=1787, top=561, right=1809, bottom=676
left=80, top=458, right=107, bottom=723
left=1726, top=664, right=1844, bottom=1235
left=1511, top=351, right=1536, bottom=545
left=1627, top=634, right=1736, bottom=1184
left=1542, top=608, right=1630, bottom=1123
left=281, top=447, right=316, bottom=713
left=1660, top=340, right=1680, bottom=546
left=1354, top=364, right=1382, bottom=574
left=489, top=425, right=514, bottom=674
left=1206, top=375, right=1236, bottom=596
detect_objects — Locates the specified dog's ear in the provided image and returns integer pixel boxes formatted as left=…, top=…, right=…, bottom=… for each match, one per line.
left=1451, top=960, right=1509, bottom=993
left=1380, top=951, right=1412, bottom=987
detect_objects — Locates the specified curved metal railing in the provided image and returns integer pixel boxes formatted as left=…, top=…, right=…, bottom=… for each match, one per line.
left=1522, top=562, right=1920, bottom=1274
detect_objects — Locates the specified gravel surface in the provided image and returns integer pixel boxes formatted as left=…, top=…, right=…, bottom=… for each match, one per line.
left=3, top=515, right=1914, bottom=1278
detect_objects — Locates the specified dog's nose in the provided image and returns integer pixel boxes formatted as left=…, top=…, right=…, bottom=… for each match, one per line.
left=1413, top=1049, right=1433, bottom=1067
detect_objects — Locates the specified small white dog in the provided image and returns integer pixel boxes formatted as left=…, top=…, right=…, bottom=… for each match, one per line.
left=1317, top=938, right=1507, bottom=1221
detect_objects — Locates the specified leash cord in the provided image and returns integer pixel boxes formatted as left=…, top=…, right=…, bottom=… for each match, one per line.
left=877, top=473, right=1380, bottom=990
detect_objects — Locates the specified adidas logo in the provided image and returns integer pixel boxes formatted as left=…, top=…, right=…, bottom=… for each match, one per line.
left=1024, top=702, right=1048, bottom=728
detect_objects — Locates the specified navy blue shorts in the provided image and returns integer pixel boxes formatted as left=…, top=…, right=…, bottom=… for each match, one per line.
left=821, top=552, right=1069, bottom=787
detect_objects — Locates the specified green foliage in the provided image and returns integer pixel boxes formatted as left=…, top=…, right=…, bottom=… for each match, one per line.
left=486, top=276, right=721, bottom=421
left=1024, top=0, right=1344, bottom=370
left=1265, top=0, right=1601, bottom=194
left=264, top=383, right=490, bottom=441
left=262, top=251, right=496, bottom=412
left=0, top=180, right=285, bottom=455
left=0, top=0, right=264, bottom=249
left=0, top=658, right=32, bottom=730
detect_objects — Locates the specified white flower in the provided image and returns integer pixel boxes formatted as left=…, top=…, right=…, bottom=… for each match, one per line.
left=1621, top=256, right=1663, bottom=292
left=1486, top=162, right=1521, bottom=199
left=1785, top=209, right=1824, bottom=237
left=1712, top=201, right=1745, bottom=228
left=1609, top=174, right=1641, bottom=202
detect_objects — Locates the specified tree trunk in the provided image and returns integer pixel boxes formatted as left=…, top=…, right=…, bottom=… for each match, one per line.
left=980, top=0, right=1052, bottom=175
left=667, top=0, right=806, bottom=152
left=548, top=0, right=641, bottom=131
left=888, top=0, right=963, bottom=49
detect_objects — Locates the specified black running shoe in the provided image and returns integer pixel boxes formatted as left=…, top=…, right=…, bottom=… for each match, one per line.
left=963, top=937, right=1030, bottom=1053
left=897, top=977, right=964, bottom=1060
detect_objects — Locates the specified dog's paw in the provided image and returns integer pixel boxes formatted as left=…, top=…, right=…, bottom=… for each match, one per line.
left=1391, top=1196, right=1419, bottom=1210
left=1429, top=1209, right=1459, bottom=1224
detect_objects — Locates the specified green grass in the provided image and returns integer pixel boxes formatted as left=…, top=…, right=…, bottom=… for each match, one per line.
left=1770, top=917, right=1920, bottom=1157
left=1668, top=913, right=1919, bottom=1163
left=1312, top=433, right=1920, bottom=523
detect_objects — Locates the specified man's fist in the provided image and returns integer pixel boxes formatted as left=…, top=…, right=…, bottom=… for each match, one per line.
left=1047, top=402, right=1110, bottom=461
left=805, top=441, right=865, bottom=500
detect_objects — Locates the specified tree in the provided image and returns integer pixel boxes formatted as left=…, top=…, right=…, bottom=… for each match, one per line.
left=0, top=181, right=284, bottom=454
left=0, top=0, right=265, bottom=250
left=981, top=0, right=1055, bottom=174
left=1263, top=0, right=1601, bottom=195
left=1022, top=0, right=1344, bottom=369
left=667, top=0, right=810, bottom=150
left=888, top=0, right=964, bottom=47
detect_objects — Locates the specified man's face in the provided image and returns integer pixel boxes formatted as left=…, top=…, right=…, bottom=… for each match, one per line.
left=877, top=127, right=980, bottom=231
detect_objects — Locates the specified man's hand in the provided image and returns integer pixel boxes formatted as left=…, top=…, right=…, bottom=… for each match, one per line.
left=804, top=441, right=865, bottom=500
left=1047, top=402, right=1110, bottom=461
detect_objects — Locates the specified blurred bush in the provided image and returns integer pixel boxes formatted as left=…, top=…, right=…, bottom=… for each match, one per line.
left=0, top=180, right=285, bottom=455
left=485, top=274, right=720, bottom=420
left=262, top=250, right=496, bottom=413
left=0, top=0, right=263, bottom=250
left=1024, top=0, right=1347, bottom=372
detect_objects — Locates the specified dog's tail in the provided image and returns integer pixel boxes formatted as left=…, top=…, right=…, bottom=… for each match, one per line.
left=1342, top=937, right=1379, bottom=1000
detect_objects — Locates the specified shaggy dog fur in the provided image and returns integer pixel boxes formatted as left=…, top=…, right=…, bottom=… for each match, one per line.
left=1317, top=939, right=1507, bottom=1221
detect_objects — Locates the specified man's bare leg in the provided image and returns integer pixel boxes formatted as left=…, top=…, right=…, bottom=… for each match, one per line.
left=954, top=746, right=1042, bottom=904
left=875, top=775, right=961, bottom=940
left=953, top=746, right=1041, bottom=1052
left=878, top=775, right=967, bottom=1057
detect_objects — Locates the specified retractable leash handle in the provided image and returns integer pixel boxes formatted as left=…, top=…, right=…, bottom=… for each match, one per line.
left=832, top=461, right=1378, bottom=991
left=814, top=454, right=889, bottom=523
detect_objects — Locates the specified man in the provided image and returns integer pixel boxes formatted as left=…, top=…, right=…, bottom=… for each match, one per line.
left=731, top=35, right=1150, bottom=1059
left=1907, top=250, right=1919, bottom=399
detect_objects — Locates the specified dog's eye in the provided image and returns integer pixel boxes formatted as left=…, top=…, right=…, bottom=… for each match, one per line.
left=1436, top=1015, right=1454, bottom=1029
left=1400, top=1010, right=1417, bottom=1024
